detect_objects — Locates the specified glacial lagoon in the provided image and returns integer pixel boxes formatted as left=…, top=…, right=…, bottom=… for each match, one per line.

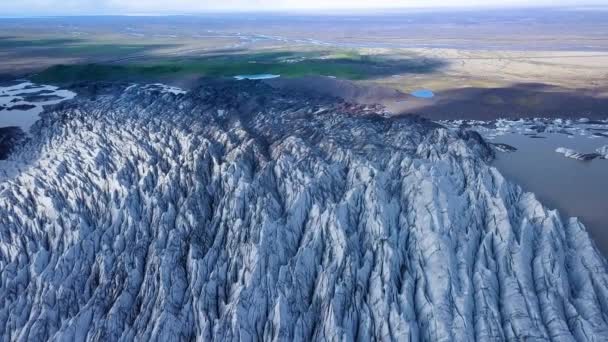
left=440, top=118, right=608, bottom=254
left=491, top=131, right=608, bottom=254
left=0, top=81, right=75, bottom=132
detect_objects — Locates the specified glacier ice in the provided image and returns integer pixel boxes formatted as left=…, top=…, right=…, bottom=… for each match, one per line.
left=598, top=146, right=608, bottom=159
left=0, top=81, right=607, bottom=341
left=439, top=118, right=608, bottom=141
left=555, top=147, right=602, bottom=161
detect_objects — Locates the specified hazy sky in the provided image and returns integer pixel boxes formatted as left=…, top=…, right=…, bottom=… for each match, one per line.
left=1, top=0, right=605, bottom=15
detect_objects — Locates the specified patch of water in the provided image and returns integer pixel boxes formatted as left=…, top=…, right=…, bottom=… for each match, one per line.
left=411, top=89, right=434, bottom=99
left=234, top=74, right=281, bottom=80
left=0, top=81, right=76, bottom=133
left=491, top=132, right=608, bottom=255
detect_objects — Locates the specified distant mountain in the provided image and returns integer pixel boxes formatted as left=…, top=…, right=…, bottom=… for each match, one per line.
left=1, top=80, right=607, bottom=340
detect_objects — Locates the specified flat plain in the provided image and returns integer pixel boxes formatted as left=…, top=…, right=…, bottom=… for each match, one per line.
left=1, top=8, right=608, bottom=118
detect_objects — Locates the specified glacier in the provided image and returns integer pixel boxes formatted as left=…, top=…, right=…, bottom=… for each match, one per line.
left=1, top=80, right=607, bottom=341
left=555, top=147, right=602, bottom=161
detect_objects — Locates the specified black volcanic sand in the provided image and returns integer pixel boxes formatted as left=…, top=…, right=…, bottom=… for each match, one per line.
left=266, top=76, right=408, bottom=107
left=400, top=84, right=608, bottom=120
left=268, top=77, right=608, bottom=120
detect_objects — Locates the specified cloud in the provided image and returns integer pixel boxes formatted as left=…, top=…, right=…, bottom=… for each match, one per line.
left=0, top=0, right=605, bottom=15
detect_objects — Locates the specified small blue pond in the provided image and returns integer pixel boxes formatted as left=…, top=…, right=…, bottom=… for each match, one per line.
left=234, top=74, right=281, bottom=80
left=411, top=89, right=435, bottom=99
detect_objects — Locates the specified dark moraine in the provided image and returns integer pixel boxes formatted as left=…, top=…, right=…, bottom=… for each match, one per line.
left=0, top=126, right=25, bottom=160
left=5, top=104, right=36, bottom=111
left=21, top=94, right=65, bottom=102
left=14, top=89, right=56, bottom=97
left=23, top=84, right=45, bottom=90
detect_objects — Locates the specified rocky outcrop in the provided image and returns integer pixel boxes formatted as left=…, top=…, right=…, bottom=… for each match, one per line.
left=0, top=80, right=607, bottom=341
left=0, top=127, right=25, bottom=160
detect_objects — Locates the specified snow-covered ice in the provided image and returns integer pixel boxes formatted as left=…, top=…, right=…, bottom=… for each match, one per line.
left=598, top=145, right=608, bottom=159
left=1, top=82, right=607, bottom=341
left=555, top=147, right=602, bottom=161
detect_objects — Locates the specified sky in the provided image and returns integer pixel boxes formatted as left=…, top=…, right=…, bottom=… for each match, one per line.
left=1, top=0, right=605, bottom=15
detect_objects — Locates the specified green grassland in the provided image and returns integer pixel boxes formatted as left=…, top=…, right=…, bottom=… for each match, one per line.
left=32, top=51, right=445, bottom=84
left=0, top=37, right=81, bottom=49
left=1, top=35, right=445, bottom=85
left=0, top=36, right=174, bottom=59
left=58, top=43, right=167, bottom=55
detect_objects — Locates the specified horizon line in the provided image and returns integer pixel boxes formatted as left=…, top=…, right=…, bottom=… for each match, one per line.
left=1, top=4, right=607, bottom=18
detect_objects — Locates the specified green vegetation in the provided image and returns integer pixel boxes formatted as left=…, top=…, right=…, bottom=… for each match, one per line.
left=59, top=44, right=163, bottom=55
left=32, top=51, right=445, bottom=83
left=0, top=37, right=81, bottom=49
left=0, top=37, right=172, bottom=59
